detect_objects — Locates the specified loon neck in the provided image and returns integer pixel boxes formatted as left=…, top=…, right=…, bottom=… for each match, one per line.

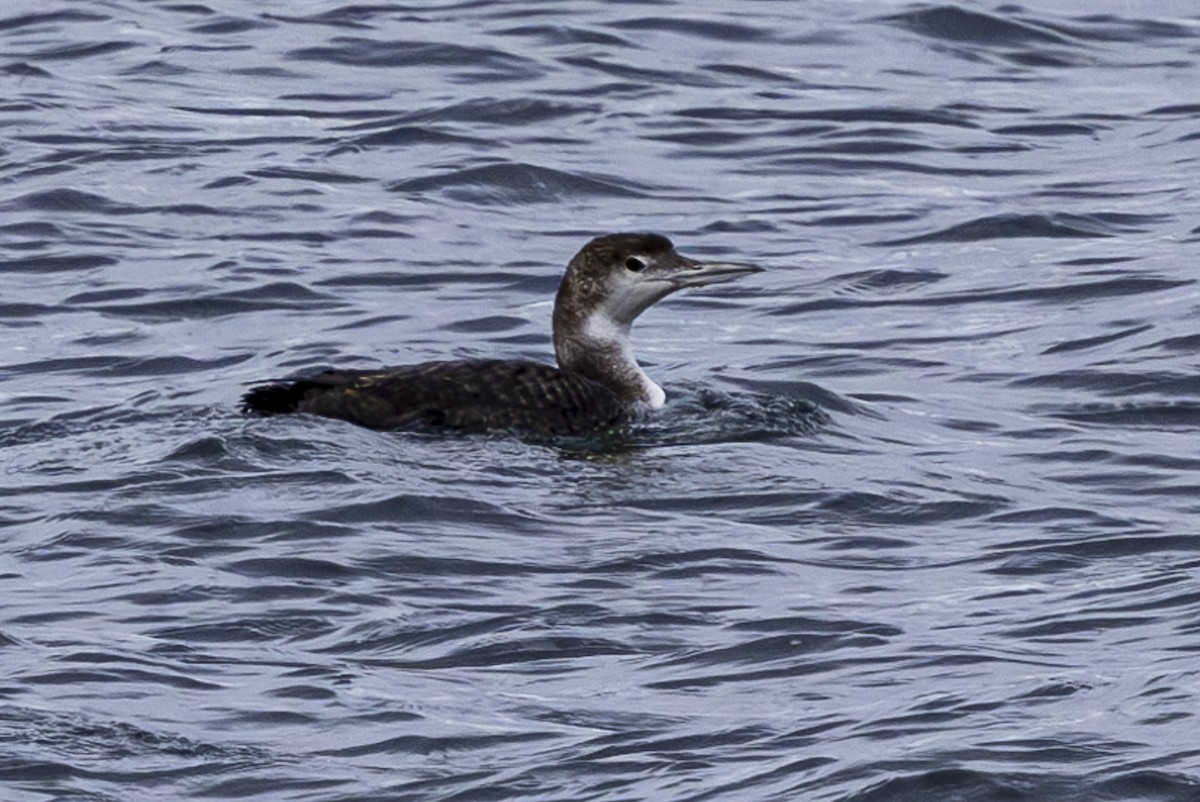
left=549, top=230, right=759, bottom=411
left=554, top=311, right=665, bottom=409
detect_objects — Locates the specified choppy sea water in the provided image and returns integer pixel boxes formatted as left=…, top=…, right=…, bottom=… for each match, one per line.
left=3, top=1, right=1200, bottom=800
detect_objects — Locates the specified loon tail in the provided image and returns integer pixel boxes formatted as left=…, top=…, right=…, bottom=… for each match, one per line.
left=242, top=382, right=307, bottom=416
left=242, top=371, right=364, bottom=417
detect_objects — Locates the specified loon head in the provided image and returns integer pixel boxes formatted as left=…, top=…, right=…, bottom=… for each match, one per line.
left=552, top=232, right=762, bottom=408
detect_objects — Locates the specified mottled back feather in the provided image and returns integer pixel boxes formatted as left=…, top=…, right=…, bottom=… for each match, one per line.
left=242, top=359, right=631, bottom=436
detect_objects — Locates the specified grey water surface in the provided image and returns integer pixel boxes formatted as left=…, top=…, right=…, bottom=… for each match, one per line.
left=3, top=1, right=1200, bottom=800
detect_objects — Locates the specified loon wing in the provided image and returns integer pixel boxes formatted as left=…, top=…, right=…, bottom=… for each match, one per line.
left=241, top=359, right=629, bottom=435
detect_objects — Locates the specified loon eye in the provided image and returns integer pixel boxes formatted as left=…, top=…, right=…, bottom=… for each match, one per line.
left=624, top=256, right=648, bottom=272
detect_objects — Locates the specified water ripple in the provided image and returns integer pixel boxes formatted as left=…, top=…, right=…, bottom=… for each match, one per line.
left=3, top=2, right=1199, bottom=801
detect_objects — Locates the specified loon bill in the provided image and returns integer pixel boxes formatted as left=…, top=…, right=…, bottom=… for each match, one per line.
left=241, top=232, right=762, bottom=436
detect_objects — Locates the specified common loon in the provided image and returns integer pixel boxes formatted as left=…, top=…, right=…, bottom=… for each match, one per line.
left=241, top=233, right=762, bottom=436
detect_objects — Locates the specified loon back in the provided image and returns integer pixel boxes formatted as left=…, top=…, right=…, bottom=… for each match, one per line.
left=242, top=359, right=629, bottom=436
left=241, top=232, right=762, bottom=436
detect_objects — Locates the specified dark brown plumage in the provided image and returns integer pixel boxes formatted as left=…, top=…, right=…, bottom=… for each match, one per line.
left=241, top=233, right=762, bottom=436
left=241, top=358, right=628, bottom=436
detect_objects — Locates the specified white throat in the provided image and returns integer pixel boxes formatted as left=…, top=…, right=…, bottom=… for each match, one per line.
left=581, top=311, right=666, bottom=409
